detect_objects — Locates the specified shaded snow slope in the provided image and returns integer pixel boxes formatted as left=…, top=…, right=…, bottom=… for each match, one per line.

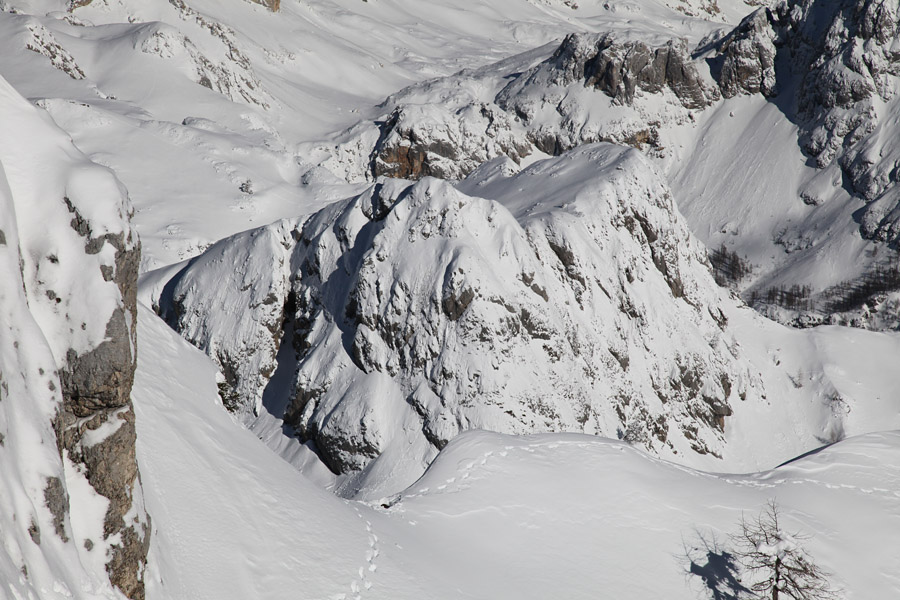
left=134, top=304, right=900, bottom=598
left=669, top=0, right=900, bottom=324
left=717, top=300, right=900, bottom=469
left=133, top=305, right=428, bottom=600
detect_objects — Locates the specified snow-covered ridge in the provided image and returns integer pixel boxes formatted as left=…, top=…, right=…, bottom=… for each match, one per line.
left=308, top=0, right=900, bottom=329
left=2, top=0, right=900, bottom=597
left=319, top=27, right=723, bottom=183
left=0, top=0, right=763, bottom=273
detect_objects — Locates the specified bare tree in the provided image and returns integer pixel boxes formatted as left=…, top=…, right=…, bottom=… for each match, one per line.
left=731, top=500, right=839, bottom=600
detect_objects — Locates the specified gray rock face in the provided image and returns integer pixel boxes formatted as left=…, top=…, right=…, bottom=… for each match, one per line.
left=496, top=32, right=717, bottom=157
left=784, top=0, right=898, bottom=165
left=0, top=77, right=149, bottom=599
left=155, top=222, right=293, bottom=418
left=785, top=0, right=900, bottom=241
left=55, top=201, right=149, bottom=600
left=580, top=34, right=718, bottom=109
left=715, top=8, right=778, bottom=98
left=498, top=31, right=719, bottom=113
left=156, top=145, right=763, bottom=484
left=287, top=147, right=758, bottom=470
left=371, top=104, right=531, bottom=181
left=328, top=30, right=719, bottom=184
left=43, top=477, right=69, bottom=543
left=60, top=199, right=139, bottom=415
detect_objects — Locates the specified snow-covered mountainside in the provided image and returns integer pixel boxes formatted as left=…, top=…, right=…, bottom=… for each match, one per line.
left=0, top=0, right=763, bottom=270
left=687, top=0, right=900, bottom=321
left=2, top=0, right=900, bottom=597
left=148, top=138, right=900, bottom=499
left=0, top=74, right=148, bottom=598
left=309, top=0, right=900, bottom=326
left=152, top=144, right=765, bottom=493
left=317, top=23, right=725, bottom=183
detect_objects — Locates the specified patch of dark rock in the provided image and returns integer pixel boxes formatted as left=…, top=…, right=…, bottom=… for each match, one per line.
left=44, top=476, right=69, bottom=542
left=28, top=519, right=40, bottom=545
left=442, top=287, right=475, bottom=321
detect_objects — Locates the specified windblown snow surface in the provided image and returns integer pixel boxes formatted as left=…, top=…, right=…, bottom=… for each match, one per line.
left=1, top=0, right=900, bottom=598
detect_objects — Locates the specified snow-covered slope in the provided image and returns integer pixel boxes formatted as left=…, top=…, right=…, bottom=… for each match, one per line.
left=0, top=0, right=773, bottom=270
left=6, top=0, right=897, bottom=322
left=390, top=428, right=900, bottom=600
left=135, top=303, right=900, bottom=599
left=301, top=0, right=900, bottom=327
left=676, top=0, right=900, bottom=323
left=316, top=22, right=726, bottom=184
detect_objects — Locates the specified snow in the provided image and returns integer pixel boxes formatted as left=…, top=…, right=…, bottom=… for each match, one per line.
left=149, top=143, right=774, bottom=495
left=0, top=72, right=128, bottom=360
left=667, top=90, right=875, bottom=298
left=132, top=304, right=427, bottom=600
left=719, top=302, right=900, bottom=469
left=132, top=304, right=900, bottom=599
left=2, top=0, right=900, bottom=598
left=61, top=453, right=115, bottom=586
left=0, top=0, right=758, bottom=270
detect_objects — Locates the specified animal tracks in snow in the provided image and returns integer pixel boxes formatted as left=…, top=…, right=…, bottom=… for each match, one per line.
left=334, top=507, right=381, bottom=600
left=390, top=440, right=615, bottom=505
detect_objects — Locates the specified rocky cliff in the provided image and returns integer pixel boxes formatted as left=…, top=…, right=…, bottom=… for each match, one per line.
left=313, top=0, right=900, bottom=328
left=711, top=0, right=900, bottom=242
left=155, top=144, right=763, bottom=492
left=496, top=30, right=719, bottom=155
left=323, top=28, right=721, bottom=184
left=0, top=75, right=149, bottom=599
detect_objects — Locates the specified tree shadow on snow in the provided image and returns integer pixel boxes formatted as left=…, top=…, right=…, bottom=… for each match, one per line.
left=680, top=529, right=749, bottom=600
